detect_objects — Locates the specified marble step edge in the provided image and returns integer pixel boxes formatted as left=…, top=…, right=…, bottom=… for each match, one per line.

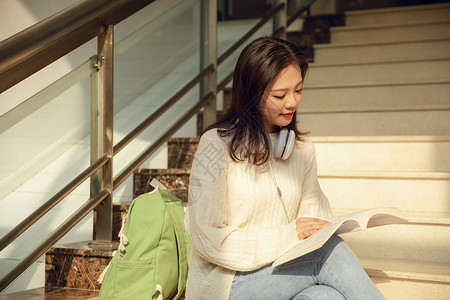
left=136, top=168, right=191, bottom=175
left=332, top=208, right=450, bottom=226
left=304, top=79, right=450, bottom=90
left=345, top=2, right=450, bottom=18
left=168, top=137, right=199, bottom=144
left=330, top=18, right=450, bottom=33
left=314, top=37, right=450, bottom=50
left=310, top=135, right=450, bottom=143
left=300, top=104, right=450, bottom=114
left=309, top=56, right=450, bottom=69
left=318, top=170, right=450, bottom=180
left=166, top=135, right=450, bottom=145
left=360, top=257, right=450, bottom=283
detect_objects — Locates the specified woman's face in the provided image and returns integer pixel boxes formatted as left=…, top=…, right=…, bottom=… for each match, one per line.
left=259, top=64, right=303, bottom=133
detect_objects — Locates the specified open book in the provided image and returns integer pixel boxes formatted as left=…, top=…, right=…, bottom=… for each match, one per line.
left=273, top=207, right=408, bottom=267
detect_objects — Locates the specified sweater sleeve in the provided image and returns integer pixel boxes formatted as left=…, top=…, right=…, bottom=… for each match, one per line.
left=297, top=140, right=333, bottom=219
left=185, top=130, right=299, bottom=272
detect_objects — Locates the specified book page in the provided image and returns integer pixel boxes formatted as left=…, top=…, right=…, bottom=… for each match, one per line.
left=273, top=207, right=407, bottom=267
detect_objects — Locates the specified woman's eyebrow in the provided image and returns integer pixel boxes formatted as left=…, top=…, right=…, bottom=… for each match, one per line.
left=270, top=80, right=303, bottom=92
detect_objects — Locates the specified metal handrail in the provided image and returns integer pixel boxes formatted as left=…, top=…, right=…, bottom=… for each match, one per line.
left=0, top=0, right=156, bottom=94
left=217, top=2, right=285, bottom=65
left=216, top=0, right=316, bottom=93
left=287, top=0, right=315, bottom=27
left=0, top=189, right=109, bottom=292
left=0, top=154, right=110, bottom=252
left=113, top=64, right=215, bottom=155
left=113, top=91, right=215, bottom=189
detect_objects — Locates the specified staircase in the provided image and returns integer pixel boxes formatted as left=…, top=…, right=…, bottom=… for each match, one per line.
left=2, top=2, right=449, bottom=299
left=302, top=3, right=450, bottom=299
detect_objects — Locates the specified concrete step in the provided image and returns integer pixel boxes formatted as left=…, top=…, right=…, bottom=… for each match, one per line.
left=312, top=136, right=450, bottom=172
left=362, top=257, right=450, bottom=300
left=300, top=109, right=450, bottom=136
left=331, top=19, right=450, bottom=44
left=306, top=59, right=450, bottom=88
left=314, top=38, right=450, bottom=64
left=302, top=82, right=450, bottom=109
left=345, top=2, right=450, bottom=27
left=319, top=170, right=450, bottom=214
left=341, top=221, right=450, bottom=263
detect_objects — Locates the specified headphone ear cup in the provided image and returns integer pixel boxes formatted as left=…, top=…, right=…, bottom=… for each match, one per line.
left=281, top=130, right=295, bottom=160
left=273, top=128, right=288, bottom=159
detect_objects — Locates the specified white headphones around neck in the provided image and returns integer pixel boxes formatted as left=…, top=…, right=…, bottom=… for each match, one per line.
left=273, top=128, right=295, bottom=160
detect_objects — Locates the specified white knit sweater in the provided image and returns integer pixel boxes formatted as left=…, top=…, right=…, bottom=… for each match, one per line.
left=184, top=129, right=332, bottom=300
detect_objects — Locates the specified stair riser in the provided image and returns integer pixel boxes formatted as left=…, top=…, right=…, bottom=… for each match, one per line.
left=320, top=177, right=450, bottom=214
left=342, top=223, right=450, bottom=263
left=134, top=169, right=450, bottom=215
left=346, top=5, right=450, bottom=26
left=372, top=278, right=450, bottom=300
left=307, top=60, right=450, bottom=88
left=314, top=141, right=450, bottom=172
left=302, top=83, right=450, bottom=109
left=300, top=110, right=450, bottom=136
left=314, top=40, right=450, bottom=64
left=331, top=22, right=450, bottom=44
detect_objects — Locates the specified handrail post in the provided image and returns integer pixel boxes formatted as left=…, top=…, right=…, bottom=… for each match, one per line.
left=200, top=0, right=217, bottom=131
left=274, top=0, right=287, bottom=39
left=93, top=25, right=114, bottom=243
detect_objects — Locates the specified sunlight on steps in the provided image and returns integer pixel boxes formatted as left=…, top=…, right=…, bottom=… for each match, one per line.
left=304, top=3, right=450, bottom=299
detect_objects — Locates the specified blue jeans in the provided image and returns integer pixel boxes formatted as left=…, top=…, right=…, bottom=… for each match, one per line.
left=229, top=235, right=385, bottom=300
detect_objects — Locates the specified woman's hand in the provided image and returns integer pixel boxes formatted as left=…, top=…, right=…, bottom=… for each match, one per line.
left=295, top=217, right=331, bottom=240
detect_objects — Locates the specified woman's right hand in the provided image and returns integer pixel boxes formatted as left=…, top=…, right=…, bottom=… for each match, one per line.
left=295, top=217, right=331, bottom=240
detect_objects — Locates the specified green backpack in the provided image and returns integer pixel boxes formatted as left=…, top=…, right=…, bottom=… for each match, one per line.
left=98, top=180, right=191, bottom=300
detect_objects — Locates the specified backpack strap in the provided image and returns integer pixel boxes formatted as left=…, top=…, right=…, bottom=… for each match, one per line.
left=163, top=191, right=191, bottom=300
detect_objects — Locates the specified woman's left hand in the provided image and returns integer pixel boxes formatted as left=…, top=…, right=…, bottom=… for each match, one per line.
left=294, top=217, right=331, bottom=240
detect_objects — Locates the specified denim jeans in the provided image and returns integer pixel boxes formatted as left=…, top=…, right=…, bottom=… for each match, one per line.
left=229, top=235, right=385, bottom=300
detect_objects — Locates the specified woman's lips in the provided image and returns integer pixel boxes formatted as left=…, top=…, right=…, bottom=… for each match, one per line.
left=281, top=112, right=294, bottom=118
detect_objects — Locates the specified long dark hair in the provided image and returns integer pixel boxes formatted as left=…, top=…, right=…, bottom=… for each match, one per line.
left=205, top=36, right=309, bottom=165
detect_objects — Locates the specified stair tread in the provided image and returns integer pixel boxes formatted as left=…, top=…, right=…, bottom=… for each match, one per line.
left=318, top=170, right=450, bottom=179
left=304, top=80, right=450, bottom=90
left=301, top=104, right=450, bottom=114
left=332, top=208, right=450, bottom=225
left=331, top=18, right=450, bottom=32
left=311, top=135, right=450, bottom=143
left=309, top=56, right=450, bottom=68
left=138, top=168, right=191, bottom=173
left=314, top=37, right=450, bottom=49
left=345, top=2, right=450, bottom=16
left=360, top=257, right=450, bottom=283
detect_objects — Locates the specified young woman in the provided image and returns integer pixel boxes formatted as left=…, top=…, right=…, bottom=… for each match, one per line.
left=184, top=36, right=385, bottom=300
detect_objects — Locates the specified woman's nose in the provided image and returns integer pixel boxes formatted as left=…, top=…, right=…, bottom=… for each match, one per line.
left=285, top=93, right=296, bottom=108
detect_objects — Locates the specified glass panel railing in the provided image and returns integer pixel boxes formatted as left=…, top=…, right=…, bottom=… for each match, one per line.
left=217, top=17, right=274, bottom=87
left=112, top=0, right=201, bottom=200
left=0, top=59, right=93, bottom=287
left=0, top=60, right=92, bottom=201
left=288, top=0, right=308, bottom=19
